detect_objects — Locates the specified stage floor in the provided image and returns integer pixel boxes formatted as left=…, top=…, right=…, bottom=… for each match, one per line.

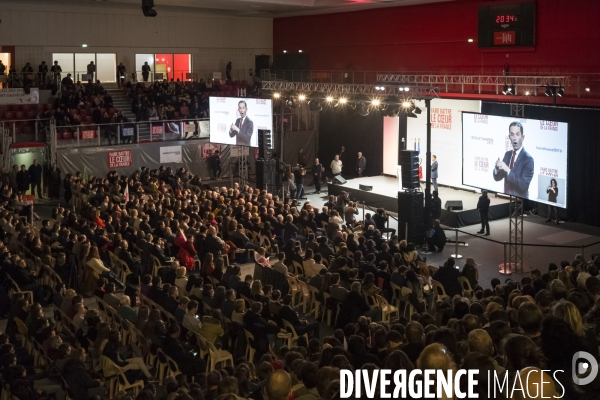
left=328, top=175, right=510, bottom=227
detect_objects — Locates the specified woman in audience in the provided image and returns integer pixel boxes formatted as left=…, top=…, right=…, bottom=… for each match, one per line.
left=102, top=329, right=155, bottom=383
left=199, top=309, right=225, bottom=347
left=551, top=299, right=599, bottom=356
left=201, top=253, right=215, bottom=279
left=255, top=247, right=270, bottom=267
left=174, top=266, right=188, bottom=292
left=461, top=257, right=479, bottom=289
left=251, top=280, right=264, bottom=302
left=84, top=245, right=110, bottom=296
left=231, top=299, right=246, bottom=325
left=202, top=284, right=215, bottom=307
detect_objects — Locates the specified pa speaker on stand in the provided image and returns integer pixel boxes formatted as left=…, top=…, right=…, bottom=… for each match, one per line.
left=398, top=191, right=424, bottom=245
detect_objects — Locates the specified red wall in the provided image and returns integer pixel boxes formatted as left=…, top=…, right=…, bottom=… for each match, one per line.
left=273, top=0, right=600, bottom=75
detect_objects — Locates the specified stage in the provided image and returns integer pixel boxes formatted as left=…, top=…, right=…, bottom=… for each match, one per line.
left=327, top=175, right=510, bottom=227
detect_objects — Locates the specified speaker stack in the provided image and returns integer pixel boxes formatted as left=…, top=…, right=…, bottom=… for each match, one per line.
left=256, top=129, right=275, bottom=190
left=397, top=191, right=424, bottom=244
left=399, top=150, right=420, bottom=190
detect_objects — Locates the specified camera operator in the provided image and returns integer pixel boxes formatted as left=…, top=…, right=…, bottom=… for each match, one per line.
left=373, top=208, right=396, bottom=237
left=426, top=219, right=446, bottom=252
left=334, top=191, right=349, bottom=220
left=293, top=166, right=307, bottom=200
left=344, top=201, right=359, bottom=227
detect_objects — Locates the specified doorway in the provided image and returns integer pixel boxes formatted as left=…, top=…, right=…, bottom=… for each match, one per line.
left=0, top=53, right=11, bottom=88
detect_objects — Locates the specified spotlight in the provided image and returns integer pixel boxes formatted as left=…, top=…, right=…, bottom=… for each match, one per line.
left=142, top=0, right=157, bottom=17
left=585, top=87, right=591, bottom=92
left=283, top=50, right=287, bottom=53
left=404, top=87, right=410, bottom=92
left=82, top=44, right=88, bottom=48
left=468, top=39, right=474, bottom=43
left=371, top=99, right=381, bottom=106
left=358, top=103, right=370, bottom=117
left=299, top=50, right=303, bottom=53
left=325, top=96, right=334, bottom=103
left=338, top=97, right=347, bottom=104
left=502, top=84, right=513, bottom=95
left=545, top=85, right=552, bottom=97
left=402, top=101, right=412, bottom=108
left=398, top=88, right=404, bottom=92
left=525, top=90, right=530, bottom=96
left=414, top=106, right=422, bottom=115
left=557, top=86, right=564, bottom=97
left=298, top=94, right=306, bottom=102
left=273, top=92, right=281, bottom=99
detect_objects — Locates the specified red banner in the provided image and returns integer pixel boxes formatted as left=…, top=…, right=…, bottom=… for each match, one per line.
left=81, top=130, right=95, bottom=139
left=200, top=143, right=222, bottom=159
left=108, top=150, right=133, bottom=169
left=152, top=125, right=163, bottom=135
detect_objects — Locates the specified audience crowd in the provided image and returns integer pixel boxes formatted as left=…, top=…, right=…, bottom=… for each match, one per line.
left=0, top=164, right=598, bottom=400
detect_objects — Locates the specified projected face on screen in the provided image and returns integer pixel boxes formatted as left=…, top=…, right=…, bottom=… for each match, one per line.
left=462, top=113, right=568, bottom=208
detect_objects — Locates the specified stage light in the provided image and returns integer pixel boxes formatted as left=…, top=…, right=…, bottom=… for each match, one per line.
left=545, top=85, right=552, bottom=96
left=557, top=86, right=564, bottom=97
left=398, top=88, right=404, bottom=92
left=82, top=44, right=88, bottom=48
left=468, top=38, right=474, bottom=43
left=414, top=106, right=421, bottom=115
left=502, top=84, right=512, bottom=95
left=402, top=101, right=412, bottom=108
left=585, top=87, right=591, bottom=92
left=339, top=97, right=347, bottom=104
left=273, top=92, right=281, bottom=99
left=404, top=87, right=410, bottom=92
left=525, top=90, right=530, bottom=96
left=298, top=50, right=303, bottom=53
left=371, top=99, right=381, bottom=106
left=298, top=94, right=306, bottom=101
left=142, top=0, right=157, bottom=17
left=358, top=103, right=369, bottom=117
left=326, top=96, right=334, bottom=103
left=283, top=50, right=287, bottom=53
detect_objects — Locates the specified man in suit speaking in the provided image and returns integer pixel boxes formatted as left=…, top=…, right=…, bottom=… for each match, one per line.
left=493, top=121, right=534, bottom=198
left=229, top=100, right=254, bottom=146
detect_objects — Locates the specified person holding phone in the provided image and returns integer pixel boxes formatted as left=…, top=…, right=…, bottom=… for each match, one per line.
left=546, top=178, right=560, bottom=224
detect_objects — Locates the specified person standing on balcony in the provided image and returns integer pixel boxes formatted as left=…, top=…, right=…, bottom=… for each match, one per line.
left=28, top=159, right=43, bottom=199
left=38, top=61, right=48, bottom=86
left=142, top=62, right=151, bottom=82
left=226, top=62, right=232, bottom=81
left=87, top=61, right=96, bottom=82
left=51, top=61, right=62, bottom=83
left=117, top=63, right=126, bottom=88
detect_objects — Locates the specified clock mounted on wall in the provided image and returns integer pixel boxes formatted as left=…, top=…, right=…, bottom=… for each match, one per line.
left=478, top=1, right=536, bottom=48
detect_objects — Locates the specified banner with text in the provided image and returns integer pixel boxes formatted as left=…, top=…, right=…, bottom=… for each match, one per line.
left=108, top=150, right=133, bottom=169
left=0, top=88, right=39, bottom=105
left=200, top=143, right=222, bottom=159
left=406, top=99, right=481, bottom=190
left=160, top=145, right=182, bottom=164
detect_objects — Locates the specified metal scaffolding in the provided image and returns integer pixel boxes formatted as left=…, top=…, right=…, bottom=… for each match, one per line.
left=261, top=81, right=440, bottom=99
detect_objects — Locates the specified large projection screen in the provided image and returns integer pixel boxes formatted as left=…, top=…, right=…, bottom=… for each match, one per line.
left=209, top=97, right=273, bottom=147
left=462, top=112, right=568, bottom=208
left=406, top=99, right=481, bottom=190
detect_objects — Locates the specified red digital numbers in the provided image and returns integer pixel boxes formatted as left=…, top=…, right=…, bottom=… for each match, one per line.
left=496, top=15, right=516, bottom=23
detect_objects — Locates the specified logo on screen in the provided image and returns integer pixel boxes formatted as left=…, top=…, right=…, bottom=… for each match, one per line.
left=474, top=157, right=489, bottom=172
left=256, top=99, right=266, bottom=105
left=474, top=115, right=488, bottom=124
left=217, top=97, right=226, bottom=103
left=540, top=121, right=559, bottom=131
left=217, top=123, right=226, bottom=133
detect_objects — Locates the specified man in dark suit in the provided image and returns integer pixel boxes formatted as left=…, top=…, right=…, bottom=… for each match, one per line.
left=279, top=294, right=320, bottom=338
left=356, top=152, right=366, bottom=177
left=477, top=190, right=491, bottom=235
left=164, top=286, right=179, bottom=315
left=63, top=348, right=105, bottom=400
left=493, top=121, right=534, bottom=198
left=162, top=324, right=206, bottom=376
left=229, top=100, right=254, bottom=146
left=433, top=258, right=462, bottom=297
left=243, top=302, right=281, bottom=355
left=431, top=155, right=439, bottom=192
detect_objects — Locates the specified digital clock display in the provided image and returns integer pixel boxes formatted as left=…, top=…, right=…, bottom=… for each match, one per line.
left=496, top=15, right=518, bottom=23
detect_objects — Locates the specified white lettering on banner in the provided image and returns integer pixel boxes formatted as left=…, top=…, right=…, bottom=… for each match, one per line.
left=108, top=150, right=133, bottom=168
left=81, top=130, right=95, bottom=140
left=0, top=88, right=40, bottom=105
left=430, top=108, right=453, bottom=130
left=160, top=145, right=183, bottom=164
left=540, top=121, right=559, bottom=131
left=122, top=127, right=134, bottom=137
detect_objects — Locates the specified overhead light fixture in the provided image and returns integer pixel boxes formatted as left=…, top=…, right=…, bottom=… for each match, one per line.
left=298, top=94, right=306, bottom=101
left=545, top=85, right=552, bottom=96
left=338, top=97, right=348, bottom=106
left=585, top=87, right=591, bottom=92
left=404, top=87, right=410, bottom=92
left=557, top=86, right=564, bottom=97
left=325, top=96, right=334, bottom=103
left=273, top=92, right=281, bottom=99
left=402, top=101, right=412, bottom=108
left=141, top=0, right=157, bottom=17
left=298, top=50, right=303, bottom=53
left=525, top=90, right=530, bottom=96
left=283, top=50, right=287, bottom=53
left=82, top=44, right=88, bottom=47
left=371, top=99, right=381, bottom=106
left=358, top=103, right=369, bottom=117
left=468, top=39, right=474, bottom=43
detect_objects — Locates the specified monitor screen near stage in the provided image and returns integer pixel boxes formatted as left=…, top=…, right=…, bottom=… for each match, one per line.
left=462, top=112, right=568, bottom=208
left=209, top=97, right=272, bottom=148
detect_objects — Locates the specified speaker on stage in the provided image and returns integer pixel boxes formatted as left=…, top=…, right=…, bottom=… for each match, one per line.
left=445, top=200, right=463, bottom=211
left=359, top=184, right=373, bottom=192
left=398, top=191, right=424, bottom=244
left=256, top=160, right=276, bottom=191
left=332, top=175, right=347, bottom=184
left=399, top=150, right=420, bottom=190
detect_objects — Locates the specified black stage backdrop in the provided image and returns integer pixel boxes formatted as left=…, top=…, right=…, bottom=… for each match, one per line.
left=319, top=109, right=384, bottom=177
left=482, top=102, right=600, bottom=227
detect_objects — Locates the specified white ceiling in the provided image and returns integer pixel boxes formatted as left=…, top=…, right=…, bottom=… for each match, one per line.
left=24, top=0, right=453, bottom=18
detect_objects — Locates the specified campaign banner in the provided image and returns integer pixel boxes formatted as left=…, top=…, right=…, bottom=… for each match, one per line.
left=462, top=113, right=568, bottom=208
left=406, top=99, right=481, bottom=190
left=81, top=130, right=95, bottom=140
left=200, top=143, right=222, bottom=159
left=152, top=125, right=163, bottom=135
left=160, top=145, right=182, bottom=164
left=0, top=88, right=40, bottom=105
left=122, top=127, right=134, bottom=137
left=108, top=150, right=133, bottom=169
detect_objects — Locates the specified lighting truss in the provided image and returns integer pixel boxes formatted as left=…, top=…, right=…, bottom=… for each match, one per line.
left=261, top=81, right=440, bottom=99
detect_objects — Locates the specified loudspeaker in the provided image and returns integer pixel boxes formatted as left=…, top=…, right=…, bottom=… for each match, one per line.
left=256, top=160, right=276, bottom=190
left=332, top=175, right=347, bottom=184
left=257, top=129, right=272, bottom=160
left=399, top=150, right=420, bottom=190
left=398, top=191, right=424, bottom=244
left=359, top=184, right=373, bottom=192
left=445, top=200, right=463, bottom=211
